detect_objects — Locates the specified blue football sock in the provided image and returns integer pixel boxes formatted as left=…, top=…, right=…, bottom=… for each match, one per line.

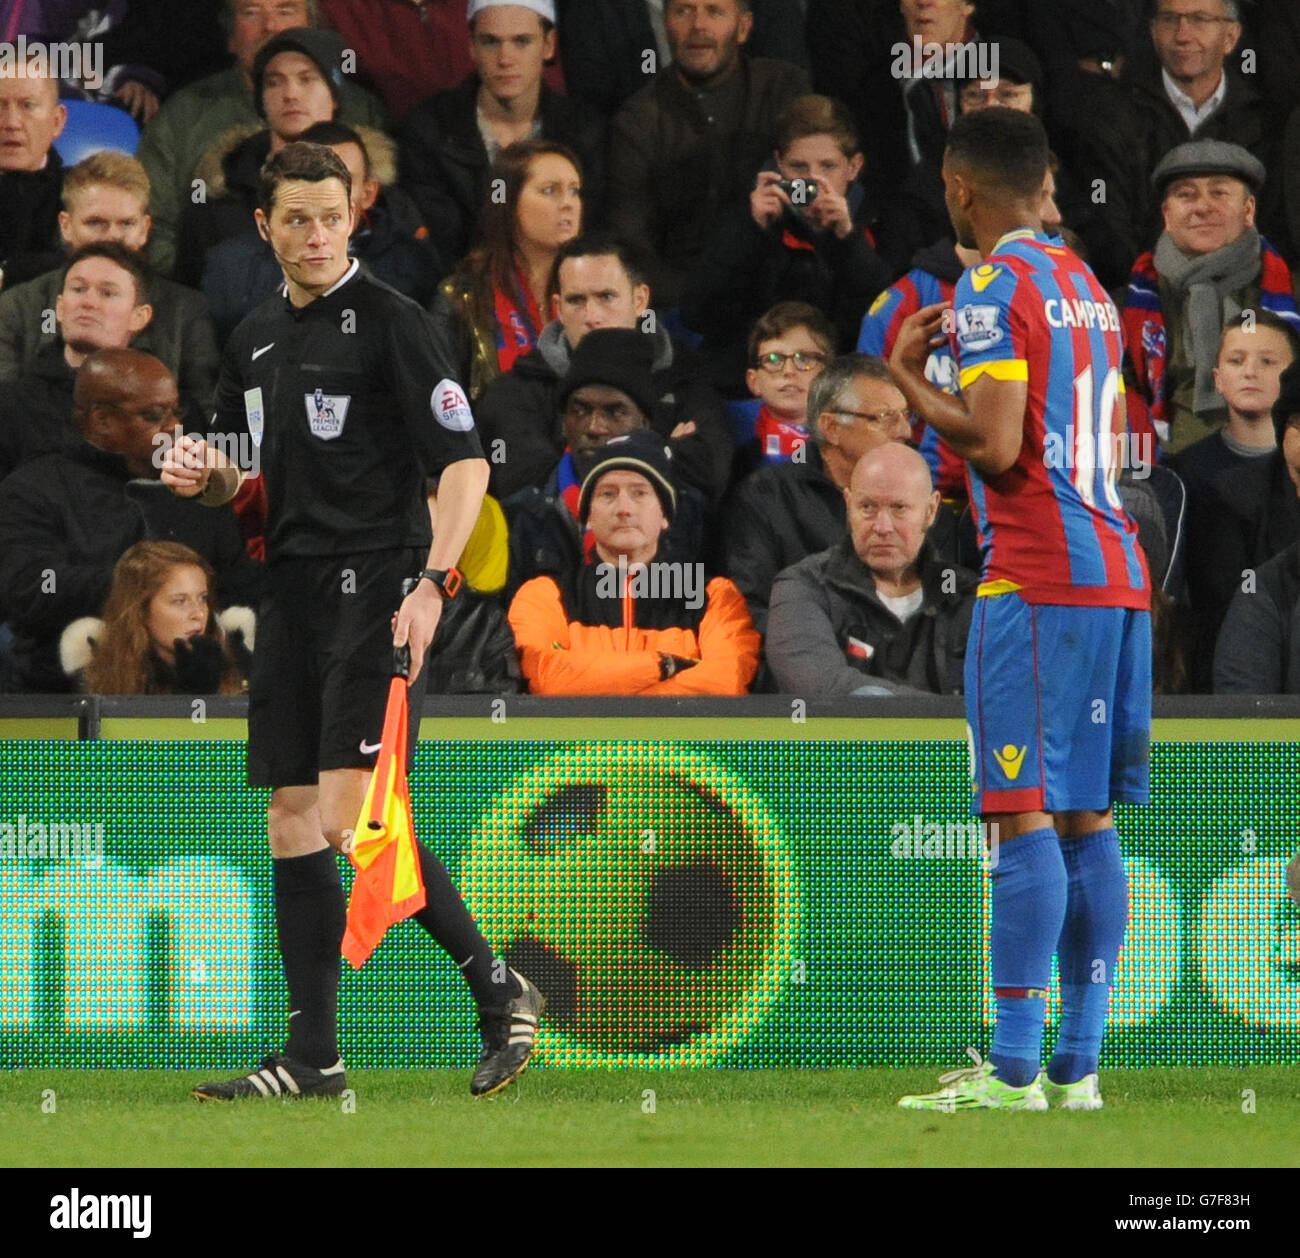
left=988, top=827, right=1067, bottom=1088
left=1049, top=828, right=1128, bottom=1085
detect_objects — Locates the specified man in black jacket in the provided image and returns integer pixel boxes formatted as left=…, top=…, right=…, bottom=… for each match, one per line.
left=0, top=151, right=220, bottom=417
left=502, top=326, right=706, bottom=597
left=1071, top=0, right=1280, bottom=274
left=607, top=0, right=809, bottom=306
left=398, top=0, right=606, bottom=267
left=0, top=69, right=66, bottom=291
left=0, top=349, right=260, bottom=692
left=476, top=233, right=732, bottom=503
left=1204, top=362, right=1300, bottom=693
left=681, top=94, right=891, bottom=397
left=0, top=244, right=154, bottom=481
left=724, top=352, right=914, bottom=635
left=560, top=0, right=809, bottom=118
left=766, top=441, right=978, bottom=697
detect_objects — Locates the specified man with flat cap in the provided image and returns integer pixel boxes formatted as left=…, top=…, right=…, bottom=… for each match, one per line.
left=1070, top=0, right=1276, bottom=272
left=1122, top=139, right=1300, bottom=453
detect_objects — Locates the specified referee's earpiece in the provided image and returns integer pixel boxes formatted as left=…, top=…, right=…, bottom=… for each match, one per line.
left=255, top=213, right=288, bottom=264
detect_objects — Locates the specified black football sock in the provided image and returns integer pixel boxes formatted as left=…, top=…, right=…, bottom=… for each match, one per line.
left=274, top=848, right=345, bottom=1068
left=412, top=841, right=521, bottom=1008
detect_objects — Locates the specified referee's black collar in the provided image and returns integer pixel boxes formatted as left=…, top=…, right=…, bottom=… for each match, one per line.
left=279, top=258, right=362, bottom=320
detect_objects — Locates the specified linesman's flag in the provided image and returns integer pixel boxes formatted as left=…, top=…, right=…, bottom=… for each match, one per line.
left=342, top=664, right=426, bottom=968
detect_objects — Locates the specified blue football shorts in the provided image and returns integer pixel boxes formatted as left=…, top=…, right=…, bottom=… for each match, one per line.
left=964, top=592, right=1151, bottom=815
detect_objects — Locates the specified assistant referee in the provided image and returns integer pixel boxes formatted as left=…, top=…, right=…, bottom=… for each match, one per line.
left=162, top=141, right=543, bottom=1101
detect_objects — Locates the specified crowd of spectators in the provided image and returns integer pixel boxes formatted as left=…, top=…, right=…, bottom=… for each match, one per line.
left=4, top=0, right=1300, bottom=697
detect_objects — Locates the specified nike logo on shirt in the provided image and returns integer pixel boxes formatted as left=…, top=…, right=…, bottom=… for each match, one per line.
left=251, top=343, right=275, bottom=361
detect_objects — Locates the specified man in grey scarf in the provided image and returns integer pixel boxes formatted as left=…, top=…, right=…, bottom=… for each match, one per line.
left=1131, top=139, right=1300, bottom=453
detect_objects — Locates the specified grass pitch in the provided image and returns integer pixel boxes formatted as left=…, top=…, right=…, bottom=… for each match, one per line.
left=3, top=1067, right=1296, bottom=1168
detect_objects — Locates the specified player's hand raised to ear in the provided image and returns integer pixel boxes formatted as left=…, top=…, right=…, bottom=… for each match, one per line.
left=889, top=302, right=949, bottom=381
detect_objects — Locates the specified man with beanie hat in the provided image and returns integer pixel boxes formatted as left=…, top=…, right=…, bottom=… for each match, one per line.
left=398, top=0, right=604, bottom=268
left=175, top=29, right=350, bottom=286
left=508, top=429, right=760, bottom=695
left=1122, top=139, right=1300, bottom=453
left=476, top=233, right=732, bottom=505
left=137, top=0, right=386, bottom=278
left=503, top=326, right=708, bottom=595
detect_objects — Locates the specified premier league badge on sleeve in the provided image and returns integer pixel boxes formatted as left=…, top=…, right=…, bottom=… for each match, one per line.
left=304, top=387, right=350, bottom=440
left=956, top=304, right=1003, bottom=353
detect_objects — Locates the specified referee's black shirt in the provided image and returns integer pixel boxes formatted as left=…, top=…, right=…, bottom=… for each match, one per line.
left=211, top=261, right=484, bottom=561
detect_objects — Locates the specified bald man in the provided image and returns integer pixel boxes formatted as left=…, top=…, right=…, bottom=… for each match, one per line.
left=764, top=441, right=978, bottom=697
left=0, top=349, right=260, bottom=691
left=0, top=70, right=68, bottom=289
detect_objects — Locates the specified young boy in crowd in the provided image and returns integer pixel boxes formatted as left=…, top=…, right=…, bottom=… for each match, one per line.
left=738, top=301, right=836, bottom=479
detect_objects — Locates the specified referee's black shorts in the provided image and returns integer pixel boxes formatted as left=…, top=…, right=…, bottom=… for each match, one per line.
left=248, top=547, right=427, bottom=788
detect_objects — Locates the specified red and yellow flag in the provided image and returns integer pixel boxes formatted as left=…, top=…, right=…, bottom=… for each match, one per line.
left=341, top=675, right=427, bottom=968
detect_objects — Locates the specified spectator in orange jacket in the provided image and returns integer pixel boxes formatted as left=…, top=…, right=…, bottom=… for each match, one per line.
left=508, top=430, right=759, bottom=694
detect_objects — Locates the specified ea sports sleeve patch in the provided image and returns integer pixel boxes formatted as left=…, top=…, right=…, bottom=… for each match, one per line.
left=432, top=378, right=475, bottom=432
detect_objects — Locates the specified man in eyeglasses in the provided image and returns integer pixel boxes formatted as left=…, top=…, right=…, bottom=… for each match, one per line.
left=1071, top=0, right=1277, bottom=272
left=765, top=440, right=977, bottom=697
left=725, top=352, right=941, bottom=637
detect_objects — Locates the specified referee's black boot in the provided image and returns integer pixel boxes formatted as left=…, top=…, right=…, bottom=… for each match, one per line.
left=191, top=1054, right=347, bottom=1102
left=471, top=971, right=546, bottom=1097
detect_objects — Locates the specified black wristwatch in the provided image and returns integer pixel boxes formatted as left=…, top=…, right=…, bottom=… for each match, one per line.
left=419, top=566, right=463, bottom=599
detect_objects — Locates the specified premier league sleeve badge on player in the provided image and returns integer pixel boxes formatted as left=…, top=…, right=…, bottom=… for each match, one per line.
left=956, top=304, right=1004, bottom=353
left=304, top=387, right=351, bottom=440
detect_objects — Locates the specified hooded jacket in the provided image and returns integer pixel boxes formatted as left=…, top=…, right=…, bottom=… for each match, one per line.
left=137, top=62, right=387, bottom=278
